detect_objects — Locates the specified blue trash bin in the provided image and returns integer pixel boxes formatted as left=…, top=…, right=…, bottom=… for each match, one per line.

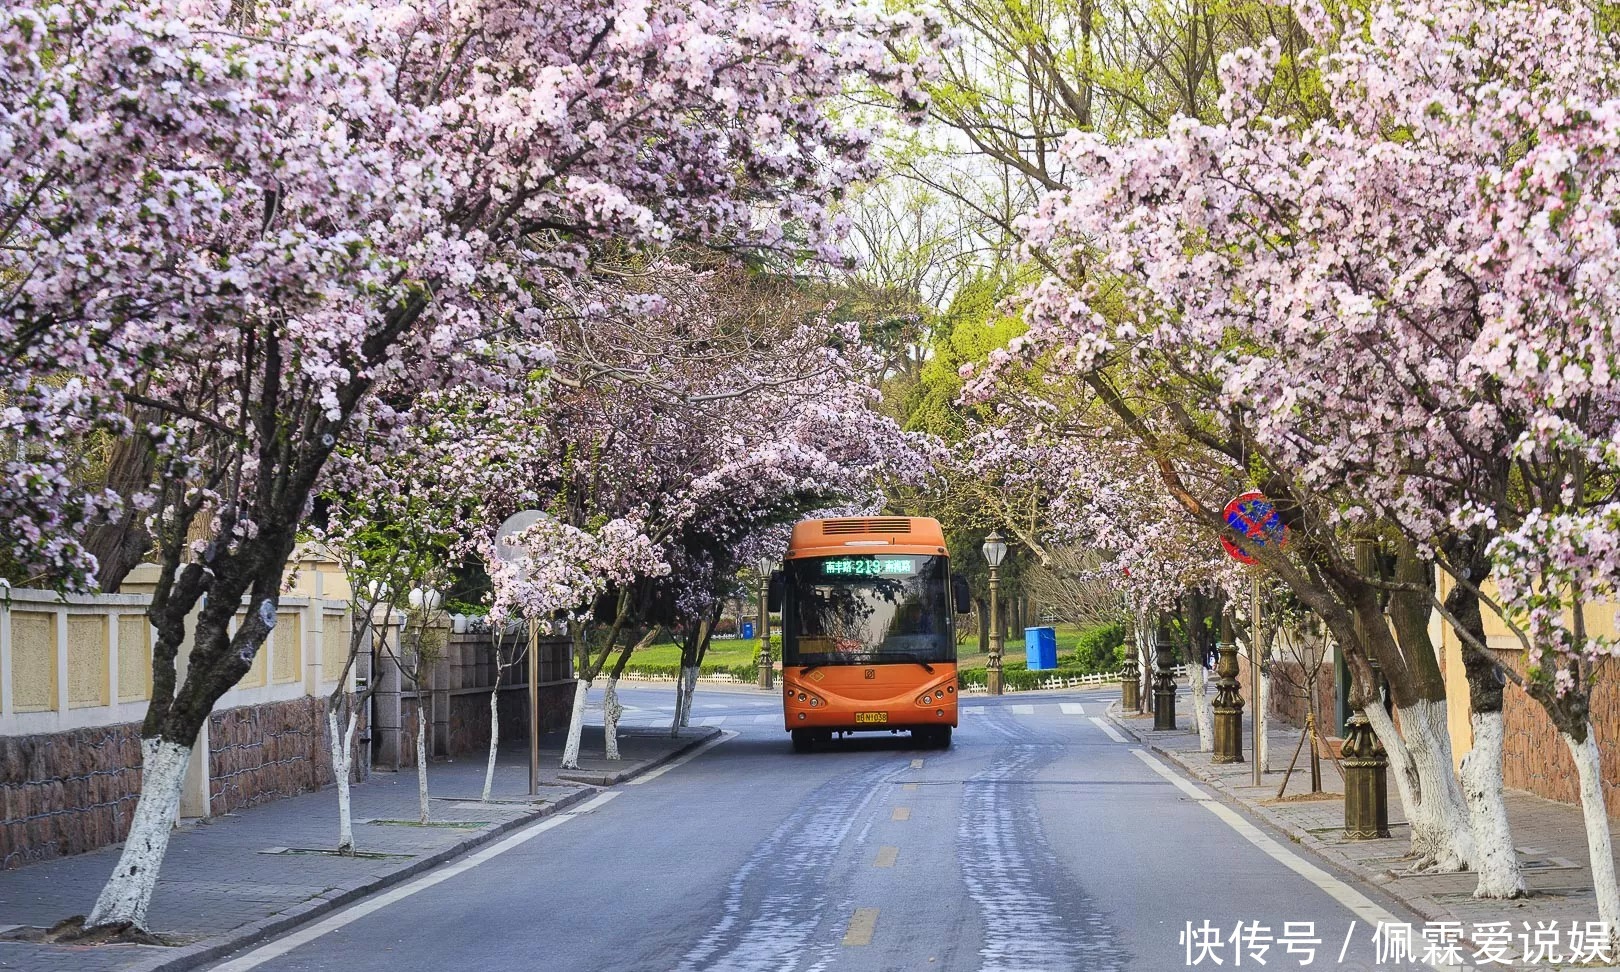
left=1025, top=626, right=1057, bottom=670
left=741, top=621, right=755, bottom=640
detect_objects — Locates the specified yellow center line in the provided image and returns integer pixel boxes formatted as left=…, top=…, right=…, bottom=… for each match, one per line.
left=892, top=806, right=911, bottom=821
left=843, top=907, right=880, bottom=946
left=902, top=782, right=918, bottom=791
left=873, top=846, right=899, bottom=868
left=910, top=758, right=925, bottom=768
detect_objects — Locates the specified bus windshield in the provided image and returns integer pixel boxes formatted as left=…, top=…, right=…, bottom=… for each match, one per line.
left=782, top=554, right=954, bottom=667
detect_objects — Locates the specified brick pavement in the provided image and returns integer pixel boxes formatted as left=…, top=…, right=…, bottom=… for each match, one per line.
left=1110, top=699, right=1620, bottom=970
left=0, top=725, right=717, bottom=972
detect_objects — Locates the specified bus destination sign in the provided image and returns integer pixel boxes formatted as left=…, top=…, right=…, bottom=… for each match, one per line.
left=821, top=557, right=915, bottom=577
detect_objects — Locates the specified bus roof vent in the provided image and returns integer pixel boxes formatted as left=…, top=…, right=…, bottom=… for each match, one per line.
left=822, top=518, right=912, bottom=535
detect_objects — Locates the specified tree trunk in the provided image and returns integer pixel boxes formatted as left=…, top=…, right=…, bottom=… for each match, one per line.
left=87, top=740, right=191, bottom=928
left=1364, top=698, right=1473, bottom=871
left=561, top=677, right=591, bottom=769
left=1443, top=539, right=1524, bottom=897
left=328, top=709, right=358, bottom=855
left=1462, top=711, right=1524, bottom=897
left=1564, top=727, right=1620, bottom=951
left=603, top=677, right=623, bottom=760
left=416, top=704, right=430, bottom=825
left=1257, top=664, right=1270, bottom=770
left=481, top=677, right=500, bottom=803
left=1188, top=661, right=1213, bottom=752
left=83, top=422, right=158, bottom=593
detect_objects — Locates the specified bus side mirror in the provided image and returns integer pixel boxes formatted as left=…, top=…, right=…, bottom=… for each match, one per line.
left=767, top=571, right=784, bottom=613
left=952, top=575, right=971, bottom=613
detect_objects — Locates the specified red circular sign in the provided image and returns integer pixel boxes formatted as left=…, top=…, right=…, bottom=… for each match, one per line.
left=1222, top=491, right=1287, bottom=565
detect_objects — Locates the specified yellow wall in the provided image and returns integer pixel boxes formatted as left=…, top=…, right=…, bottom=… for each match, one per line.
left=11, top=612, right=57, bottom=712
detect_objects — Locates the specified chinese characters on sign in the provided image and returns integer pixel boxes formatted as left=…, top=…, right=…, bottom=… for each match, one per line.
left=1179, top=919, right=1613, bottom=966
left=820, top=557, right=915, bottom=577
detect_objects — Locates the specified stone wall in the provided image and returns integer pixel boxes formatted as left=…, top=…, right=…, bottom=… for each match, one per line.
left=1495, top=651, right=1620, bottom=817
left=449, top=682, right=576, bottom=756
left=210, top=695, right=361, bottom=816
left=1265, top=659, right=1339, bottom=739
left=0, top=722, right=144, bottom=870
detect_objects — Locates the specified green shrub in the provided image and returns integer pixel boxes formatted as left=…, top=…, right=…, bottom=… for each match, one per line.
left=1071, top=622, right=1126, bottom=674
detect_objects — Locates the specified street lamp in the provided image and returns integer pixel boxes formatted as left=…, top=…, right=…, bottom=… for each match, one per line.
left=754, top=555, right=775, bottom=689
left=981, top=530, right=1008, bottom=696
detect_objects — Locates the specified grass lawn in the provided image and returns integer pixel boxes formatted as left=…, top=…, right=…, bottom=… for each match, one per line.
left=625, top=637, right=760, bottom=667
left=621, top=623, right=1092, bottom=670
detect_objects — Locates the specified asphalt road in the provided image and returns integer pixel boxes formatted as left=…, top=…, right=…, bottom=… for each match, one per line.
left=207, top=685, right=1434, bottom=972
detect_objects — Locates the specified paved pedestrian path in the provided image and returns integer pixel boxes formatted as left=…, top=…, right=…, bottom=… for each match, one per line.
left=0, top=725, right=717, bottom=972
left=1109, top=699, right=1620, bottom=969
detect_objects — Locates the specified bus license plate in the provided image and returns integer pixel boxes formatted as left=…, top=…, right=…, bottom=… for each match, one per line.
left=855, top=712, right=888, bottom=724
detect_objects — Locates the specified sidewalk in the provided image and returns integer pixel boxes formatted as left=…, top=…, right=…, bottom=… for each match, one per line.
left=0, top=725, right=718, bottom=972
left=1109, top=699, right=1620, bottom=969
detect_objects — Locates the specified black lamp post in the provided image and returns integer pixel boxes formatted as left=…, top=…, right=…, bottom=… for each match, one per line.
left=982, top=530, right=1008, bottom=696
left=755, top=555, right=774, bottom=690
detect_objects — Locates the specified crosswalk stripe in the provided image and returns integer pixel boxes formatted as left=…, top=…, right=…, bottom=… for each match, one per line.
left=1010, top=704, right=1035, bottom=714
left=1060, top=703, right=1086, bottom=715
left=698, top=716, right=727, bottom=726
left=753, top=714, right=776, bottom=724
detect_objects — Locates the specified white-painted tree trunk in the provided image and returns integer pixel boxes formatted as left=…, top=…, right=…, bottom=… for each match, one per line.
left=603, top=677, right=623, bottom=760
left=1365, top=698, right=1473, bottom=871
left=678, top=664, right=699, bottom=730
left=1258, top=669, right=1271, bottom=770
left=87, top=739, right=191, bottom=930
left=416, top=709, right=430, bottom=825
left=327, top=709, right=359, bottom=855
left=481, top=687, right=500, bottom=802
left=670, top=669, right=686, bottom=737
left=1564, top=727, right=1620, bottom=951
left=1188, top=661, right=1213, bottom=752
left=1459, top=711, right=1525, bottom=898
left=561, top=678, right=590, bottom=769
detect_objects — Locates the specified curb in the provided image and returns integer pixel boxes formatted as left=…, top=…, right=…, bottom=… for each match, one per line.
left=1100, top=703, right=1452, bottom=924
left=126, top=726, right=724, bottom=972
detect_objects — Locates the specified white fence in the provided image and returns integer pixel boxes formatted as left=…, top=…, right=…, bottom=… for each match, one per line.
left=617, top=664, right=1187, bottom=691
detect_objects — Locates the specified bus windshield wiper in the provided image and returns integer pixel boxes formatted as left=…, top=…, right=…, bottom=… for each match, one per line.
left=884, top=652, right=934, bottom=674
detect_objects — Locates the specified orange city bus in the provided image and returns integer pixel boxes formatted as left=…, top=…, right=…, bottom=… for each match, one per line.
left=769, top=516, right=969, bottom=752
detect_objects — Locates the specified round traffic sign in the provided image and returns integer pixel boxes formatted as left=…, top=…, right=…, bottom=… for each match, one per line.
left=1222, top=492, right=1286, bottom=564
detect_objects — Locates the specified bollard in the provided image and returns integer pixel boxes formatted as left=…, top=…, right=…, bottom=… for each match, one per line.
left=1153, top=617, right=1177, bottom=730
left=1121, top=651, right=1140, bottom=713
left=1212, top=641, right=1244, bottom=763
left=1341, top=709, right=1390, bottom=839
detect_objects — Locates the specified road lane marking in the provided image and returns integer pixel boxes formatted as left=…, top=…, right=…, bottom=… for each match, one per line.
left=1090, top=717, right=1129, bottom=743
left=873, top=846, right=898, bottom=868
left=1060, top=703, right=1086, bottom=715
left=962, top=707, right=984, bottom=715
left=910, top=758, right=924, bottom=768
left=1010, top=704, right=1035, bottom=714
left=207, top=792, right=621, bottom=972
left=1131, top=748, right=1212, bottom=801
left=698, top=716, right=727, bottom=726
left=1129, top=749, right=1462, bottom=972
left=891, top=807, right=911, bottom=821
left=753, top=714, right=776, bottom=724
left=626, top=730, right=735, bottom=786
left=842, top=908, right=880, bottom=946
left=902, top=783, right=917, bottom=791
